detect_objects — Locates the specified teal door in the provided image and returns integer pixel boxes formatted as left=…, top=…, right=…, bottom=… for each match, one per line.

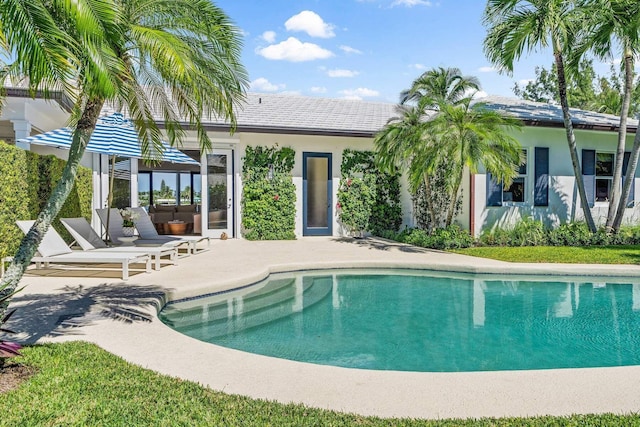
left=303, top=152, right=332, bottom=236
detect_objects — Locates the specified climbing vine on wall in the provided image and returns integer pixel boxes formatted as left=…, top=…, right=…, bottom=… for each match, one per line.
left=337, top=149, right=402, bottom=236
left=241, top=145, right=296, bottom=240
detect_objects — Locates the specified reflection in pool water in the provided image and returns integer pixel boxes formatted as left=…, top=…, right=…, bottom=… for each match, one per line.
left=159, top=270, right=640, bottom=372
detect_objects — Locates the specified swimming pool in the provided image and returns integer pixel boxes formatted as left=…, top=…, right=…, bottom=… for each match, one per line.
left=159, top=269, right=640, bottom=372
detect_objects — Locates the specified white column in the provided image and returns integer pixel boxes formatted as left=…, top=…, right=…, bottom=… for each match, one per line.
left=91, top=153, right=103, bottom=232
left=130, top=158, right=139, bottom=207
left=11, top=120, right=32, bottom=149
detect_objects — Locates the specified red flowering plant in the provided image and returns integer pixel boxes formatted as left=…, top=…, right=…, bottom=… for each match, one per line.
left=0, top=282, right=22, bottom=367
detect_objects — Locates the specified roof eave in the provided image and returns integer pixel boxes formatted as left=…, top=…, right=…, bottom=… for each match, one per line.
left=521, top=118, right=638, bottom=133
left=4, top=87, right=74, bottom=113
left=166, top=122, right=378, bottom=138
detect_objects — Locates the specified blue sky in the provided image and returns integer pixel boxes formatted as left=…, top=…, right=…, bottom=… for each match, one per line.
left=214, top=0, right=594, bottom=103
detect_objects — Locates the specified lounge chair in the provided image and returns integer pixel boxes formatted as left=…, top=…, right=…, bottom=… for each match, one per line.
left=130, top=207, right=211, bottom=254
left=16, top=220, right=151, bottom=280
left=60, top=218, right=178, bottom=271
left=95, top=208, right=189, bottom=257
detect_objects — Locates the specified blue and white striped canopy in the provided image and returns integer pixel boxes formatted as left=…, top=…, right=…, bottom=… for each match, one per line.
left=18, top=113, right=199, bottom=165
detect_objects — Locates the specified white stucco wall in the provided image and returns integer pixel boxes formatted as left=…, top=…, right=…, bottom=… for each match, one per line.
left=472, top=126, right=640, bottom=236
left=230, top=132, right=413, bottom=238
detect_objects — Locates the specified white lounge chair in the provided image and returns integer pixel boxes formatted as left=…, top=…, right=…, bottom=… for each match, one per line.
left=95, top=208, right=189, bottom=256
left=60, top=218, right=177, bottom=271
left=130, top=207, right=211, bottom=255
left=16, top=220, right=151, bottom=280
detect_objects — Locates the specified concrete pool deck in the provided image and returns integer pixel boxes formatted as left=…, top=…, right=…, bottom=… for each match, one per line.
left=9, top=237, right=640, bottom=420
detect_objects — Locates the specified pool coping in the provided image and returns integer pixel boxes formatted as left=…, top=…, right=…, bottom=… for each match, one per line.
left=14, top=237, right=640, bottom=420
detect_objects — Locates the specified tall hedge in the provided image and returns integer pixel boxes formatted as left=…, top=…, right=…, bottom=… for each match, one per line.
left=0, top=141, right=93, bottom=259
left=241, top=145, right=296, bottom=240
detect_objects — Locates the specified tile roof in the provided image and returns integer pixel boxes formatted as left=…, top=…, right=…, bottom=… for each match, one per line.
left=194, top=92, right=397, bottom=137
left=480, top=95, right=639, bottom=131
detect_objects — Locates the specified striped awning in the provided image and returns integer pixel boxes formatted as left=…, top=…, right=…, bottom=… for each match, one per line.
left=18, top=113, right=199, bottom=165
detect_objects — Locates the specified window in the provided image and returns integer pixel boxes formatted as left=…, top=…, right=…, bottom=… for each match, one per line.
left=502, top=150, right=527, bottom=203
left=595, top=152, right=614, bottom=202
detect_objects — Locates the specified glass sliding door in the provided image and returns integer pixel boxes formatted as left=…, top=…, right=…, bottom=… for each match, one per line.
left=303, top=152, right=332, bottom=236
left=203, top=149, right=233, bottom=238
left=110, top=157, right=131, bottom=209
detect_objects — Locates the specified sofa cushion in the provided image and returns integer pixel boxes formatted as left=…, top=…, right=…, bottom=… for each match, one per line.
left=176, top=204, right=196, bottom=213
left=155, top=205, right=177, bottom=212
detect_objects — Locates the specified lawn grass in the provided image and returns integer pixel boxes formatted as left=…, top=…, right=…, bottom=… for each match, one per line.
left=2, top=342, right=639, bottom=426
left=450, top=245, right=640, bottom=265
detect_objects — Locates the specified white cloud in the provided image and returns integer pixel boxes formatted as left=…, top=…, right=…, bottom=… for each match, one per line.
left=340, top=88, right=380, bottom=100
left=340, top=45, right=363, bottom=55
left=410, top=63, right=427, bottom=70
left=327, top=69, right=360, bottom=78
left=285, top=11, right=335, bottom=38
left=518, top=78, right=534, bottom=86
left=391, top=0, right=432, bottom=7
left=473, top=90, right=488, bottom=99
left=256, top=37, right=334, bottom=62
left=261, top=31, right=276, bottom=43
left=250, top=77, right=285, bottom=92
left=311, top=86, right=327, bottom=93
left=478, top=66, right=496, bottom=73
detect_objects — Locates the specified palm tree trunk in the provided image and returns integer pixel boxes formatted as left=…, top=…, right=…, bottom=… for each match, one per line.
left=606, top=51, right=634, bottom=231
left=554, top=51, right=597, bottom=233
left=613, top=128, right=640, bottom=231
left=422, top=172, right=437, bottom=231
left=445, top=166, right=464, bottom=227
left=0, top=98, right=105, bottom=316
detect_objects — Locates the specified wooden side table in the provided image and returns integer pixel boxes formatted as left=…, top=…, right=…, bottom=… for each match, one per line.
left=167, top=221, right=187, bottom=235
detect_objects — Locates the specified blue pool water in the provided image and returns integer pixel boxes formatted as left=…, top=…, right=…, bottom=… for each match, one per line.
left=159, top=269, right=640, bottom=372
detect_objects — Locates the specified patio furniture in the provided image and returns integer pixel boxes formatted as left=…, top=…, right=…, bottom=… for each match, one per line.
left=95, top=208, right=191, bottom=258
left=148, top=204, right=198, bottom=233
left=166, top=220, right=188, bottom=235
left=131, top=207, right=211, bottom=254
left=16, top=220, right=151, bottom=280
left=60, top=218, right=178, bottom=270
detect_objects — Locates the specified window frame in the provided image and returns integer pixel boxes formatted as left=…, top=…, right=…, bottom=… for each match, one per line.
left=595, top=151, right=615, bottom=204
left=501, top=149, right=528, bottom=205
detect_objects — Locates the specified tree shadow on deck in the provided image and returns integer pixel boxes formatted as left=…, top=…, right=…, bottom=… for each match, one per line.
left=5, top=283, right=168, bottom=345
left=331, top=236, right=442, bottom=254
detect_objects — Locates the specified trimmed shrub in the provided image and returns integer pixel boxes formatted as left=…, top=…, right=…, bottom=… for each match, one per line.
left=387, top=224, right=474, bottom=250
left=0, top=143, right=31, bottom=260
left=0, top=141, right=93, bottom=259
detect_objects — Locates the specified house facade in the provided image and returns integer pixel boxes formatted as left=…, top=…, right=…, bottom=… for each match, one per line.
left=1, top=90, right=638, bottom=238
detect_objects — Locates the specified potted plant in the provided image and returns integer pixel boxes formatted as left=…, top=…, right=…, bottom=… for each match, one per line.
left=119, top=208, right=139, bottom=237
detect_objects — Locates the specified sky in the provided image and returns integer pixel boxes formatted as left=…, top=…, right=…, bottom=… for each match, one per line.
left=214, top=0, right=607, bottom=104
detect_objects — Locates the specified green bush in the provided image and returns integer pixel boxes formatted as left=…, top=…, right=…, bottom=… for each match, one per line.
left=241, top=145, right=296, bottom=240
left=546, top=222, right=593, bottom=246
left=0, top=141, right=92, bottom=259
left=388, top=224, right=474, bottom=250
left=339, top=149, right=402, bottom=236
left=337, top=175, right=376, bottom=237
left=0, top=143, right=31, bottom=260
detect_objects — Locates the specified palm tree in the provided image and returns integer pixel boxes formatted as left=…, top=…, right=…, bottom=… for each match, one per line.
left=432, top=97, right=524, bottom=227
left=483, top=0, right=598, bottom=233
left=572, top=0, right=640, bottom=231
left=0, top=0, right=248, bottom=312
left=376, top=67, right=523, bottom=229
left=375, top=104, right=442, bottom=228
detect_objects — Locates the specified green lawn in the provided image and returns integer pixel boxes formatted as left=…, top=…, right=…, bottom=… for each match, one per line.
left=451, top=245, right=640, bottom=264
left=1, top=342, right=639, bottom=426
